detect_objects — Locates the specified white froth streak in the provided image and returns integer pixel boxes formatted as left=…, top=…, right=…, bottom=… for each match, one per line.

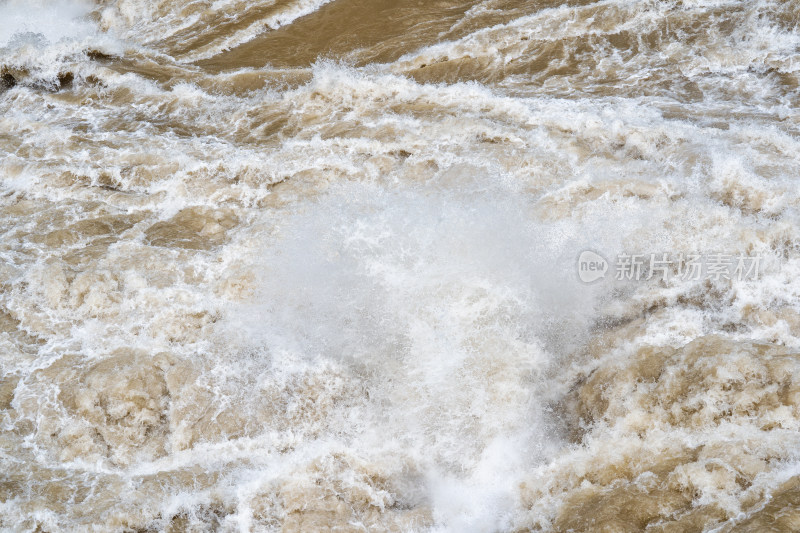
left=389, top=0, right=665, bottom=70
left=98, top=0, right=336, bottom=62
left=179, top=0, right=337, bottom=62
left=388, top=0, right=799, bottom=112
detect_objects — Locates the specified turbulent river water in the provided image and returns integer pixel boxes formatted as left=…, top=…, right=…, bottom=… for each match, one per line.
left=1, top=0, right=800, bottom=531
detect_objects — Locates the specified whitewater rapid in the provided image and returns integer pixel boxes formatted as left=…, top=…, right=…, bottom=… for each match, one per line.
left=1, top=0, right=800, bottom=531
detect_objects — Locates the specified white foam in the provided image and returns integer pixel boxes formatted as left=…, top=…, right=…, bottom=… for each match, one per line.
left=2, top=1, right=800, bottom=528
left=0, top=0, right=95, bottom=47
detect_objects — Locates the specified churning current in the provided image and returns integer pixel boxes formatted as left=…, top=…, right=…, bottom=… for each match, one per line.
left=1, top=0, right=800, bottom=531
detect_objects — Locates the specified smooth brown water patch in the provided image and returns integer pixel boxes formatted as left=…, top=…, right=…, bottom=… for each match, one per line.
left=196, top=0, right=479, bottom=71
